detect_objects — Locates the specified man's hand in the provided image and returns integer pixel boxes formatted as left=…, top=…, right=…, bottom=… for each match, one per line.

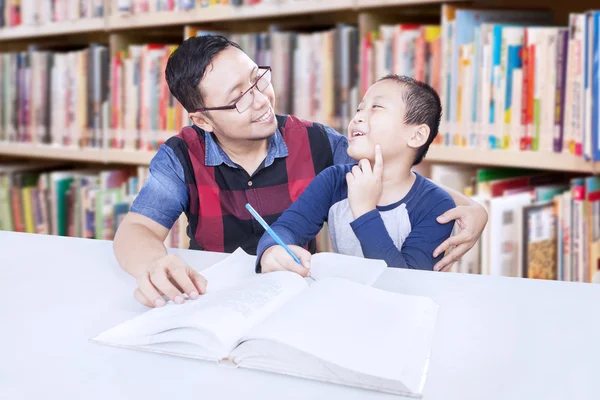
left=346, top=144, right=383, bottom=219
left=260, top=245, right=312, bottom=277
left=134, top=254, right=207, bottom=308
left=433, top=202, right=488, bottom=272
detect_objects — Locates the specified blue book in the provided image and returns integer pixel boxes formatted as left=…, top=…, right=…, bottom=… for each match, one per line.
left=592, top=11, right=600, bottom=161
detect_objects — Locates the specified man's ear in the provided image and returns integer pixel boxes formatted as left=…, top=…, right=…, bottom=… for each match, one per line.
left=407, top=124, right=430, bottom=149
left=189, top=111, right=215, bottom=133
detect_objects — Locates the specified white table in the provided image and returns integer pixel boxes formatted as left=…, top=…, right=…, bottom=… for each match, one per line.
left=1, top=231, right=599, bottom=400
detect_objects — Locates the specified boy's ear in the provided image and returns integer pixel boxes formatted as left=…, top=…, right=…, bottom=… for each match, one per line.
left=189, top=111, right=215, bottom=133
left=407, top=124, right=430, bottom=149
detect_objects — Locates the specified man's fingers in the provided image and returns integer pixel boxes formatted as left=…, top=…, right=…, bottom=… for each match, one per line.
left=438, top=261, right=456, bottom=273
left=373, top=144, right=383, bottom=179
left=150, top=270, right=184, bottom=304
left=134, top=287, right=155, bottom=308
left=351, top=165, right=362, bottom=177
left=169, top=267, right=201, bottom=300
left=434, top=244, right=468, bottom=271
left=433, top=233, right=461, bottom=257
left=436, top=206, right=463, bottom=224
left=190, top=271, right=208, bottom=295
left=137, top=274, right=166, bottom=308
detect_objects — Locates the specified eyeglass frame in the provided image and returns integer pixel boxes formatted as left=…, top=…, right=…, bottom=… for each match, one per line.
left=194, top=66, right=272, bottom=114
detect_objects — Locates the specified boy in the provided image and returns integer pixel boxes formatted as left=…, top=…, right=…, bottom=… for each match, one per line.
left=256, top=75, right=455, bottom=274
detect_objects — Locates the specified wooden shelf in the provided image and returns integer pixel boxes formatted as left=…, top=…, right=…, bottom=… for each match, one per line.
left=357, top=0, right=457, bottom=7
left=0, top=0, right=455, bottom=39
left=0, top=18, right=106, bottom=41
left=0, top=143, right=154, bottom=166
left=104, top=149, right=154, bottom=165
left=108, top=0, right=355, bottom=30
left=425, top=145, right=598, bottom=174
left=1, top=142, right=597, bottom=173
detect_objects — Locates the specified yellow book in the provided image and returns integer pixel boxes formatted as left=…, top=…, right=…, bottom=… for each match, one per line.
left=424, top=26, right=441, bottom=42
left=22, top=187, right=35, bottom=234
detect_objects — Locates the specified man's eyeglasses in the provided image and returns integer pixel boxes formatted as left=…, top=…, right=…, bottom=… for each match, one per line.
left=195, top=66, right=272, bottom=114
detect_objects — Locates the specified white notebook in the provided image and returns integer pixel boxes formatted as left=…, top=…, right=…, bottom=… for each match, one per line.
left=92, top=249, right=439, bottom=397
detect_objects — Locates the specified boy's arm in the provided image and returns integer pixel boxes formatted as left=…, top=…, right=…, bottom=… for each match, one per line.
left=256, top=166, right=341, bottom=273
left=113, top=145, right=206, bottom=307
left=350, top=197, right=456, bottom=270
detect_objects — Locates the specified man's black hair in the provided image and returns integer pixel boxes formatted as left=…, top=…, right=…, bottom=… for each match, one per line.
left=165, top=35, right=243, bottom=113
left=377, top=74, right=442, bottom=165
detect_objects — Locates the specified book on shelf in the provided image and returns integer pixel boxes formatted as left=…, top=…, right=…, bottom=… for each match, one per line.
left=91, top=247, right=440, bottom=398
left=2, top=6, right=599, bottom=163
left=0, top=162, right=146, bottom=238
left=0, top=0, right=105, bottom=29
left=429, top=164, right=600, bottom=283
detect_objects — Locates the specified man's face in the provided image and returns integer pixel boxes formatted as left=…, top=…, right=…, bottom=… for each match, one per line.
left=194, top=46, right=277, bottom=142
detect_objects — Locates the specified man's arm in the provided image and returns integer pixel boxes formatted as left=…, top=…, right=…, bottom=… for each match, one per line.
left=113, top=144, right=206, bottom=307
left=113, top=212, right=170, bottom=276
left=427, top=180, right=488, bottom=272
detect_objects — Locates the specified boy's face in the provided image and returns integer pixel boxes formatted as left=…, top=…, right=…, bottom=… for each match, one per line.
left=190, top=46, right=277, bottom=142
left=346, top=80, right=427, bottom=164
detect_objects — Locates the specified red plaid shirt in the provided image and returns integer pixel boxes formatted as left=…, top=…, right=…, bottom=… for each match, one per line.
left=152, top=114, right=351, bottom=254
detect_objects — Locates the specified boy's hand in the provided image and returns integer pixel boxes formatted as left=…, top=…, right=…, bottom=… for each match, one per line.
left=260, top=245, right=312, bottom=278
left=346, top=144, right=383, bottom=219
left=134, top=254, right=207, bottom=308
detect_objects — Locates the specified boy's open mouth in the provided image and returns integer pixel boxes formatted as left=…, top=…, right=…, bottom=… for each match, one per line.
left=351, top=130, right=367, bottom=138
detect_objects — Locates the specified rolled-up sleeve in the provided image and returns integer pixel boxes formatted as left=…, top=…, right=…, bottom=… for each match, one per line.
left=323, top=125, right=355, bottom=165
left=130, top=145, right=189, bottom=229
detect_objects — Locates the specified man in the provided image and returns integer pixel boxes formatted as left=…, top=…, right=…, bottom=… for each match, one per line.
left=113, top=35, right=487, bottom=308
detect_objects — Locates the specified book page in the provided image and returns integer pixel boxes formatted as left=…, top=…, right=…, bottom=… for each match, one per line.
left=92, top=271, right=308, bottom=359
left=310, top=252, right=387, bottom=286
left=200, top=248, right=387, bottom=288
left=239, top=278, right=439, bottom=396
left=199, top=248, right=260, bottom=293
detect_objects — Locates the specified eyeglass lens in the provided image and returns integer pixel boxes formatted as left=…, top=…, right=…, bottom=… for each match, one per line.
left=236, top=69, right=272, bottom=113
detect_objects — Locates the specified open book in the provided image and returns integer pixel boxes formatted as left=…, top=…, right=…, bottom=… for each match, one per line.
left=92, top=249, right=439, bottom=397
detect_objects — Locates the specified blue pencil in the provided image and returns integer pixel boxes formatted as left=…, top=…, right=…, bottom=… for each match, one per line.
left=245, top=203, right=302, bottom=265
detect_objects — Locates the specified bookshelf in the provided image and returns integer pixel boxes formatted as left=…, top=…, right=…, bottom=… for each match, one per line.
left=108, top=0, right=357, bottom=30
left=426, top=146, right=598, bottom=174
left=0, top=1, right=457, bottom=39
left=0, top=142, right=596, bottom=173
left=0, top=17, right=106, bottom=41
left=0, top=2, right=598, bottom=174
left=0, top=143, right=153, bottom=165
left=1, top=0, right=599, bottom=285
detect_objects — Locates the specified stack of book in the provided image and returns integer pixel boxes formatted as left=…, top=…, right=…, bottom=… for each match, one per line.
left=0, top=162, right=147, bottom=241
left=429, top=164, right=600, bottom=283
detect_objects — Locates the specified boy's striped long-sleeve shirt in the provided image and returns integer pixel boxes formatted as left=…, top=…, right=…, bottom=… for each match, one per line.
left=256, top=164, right=456, bottom=271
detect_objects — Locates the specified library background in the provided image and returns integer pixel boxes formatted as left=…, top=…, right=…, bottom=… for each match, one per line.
left=0, top=0, right=598, bottom=283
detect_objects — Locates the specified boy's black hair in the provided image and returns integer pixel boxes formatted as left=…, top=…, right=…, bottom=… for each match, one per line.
left=377, top=74, right=442, bottom=165
left=165, top=35, right=243, bottom=113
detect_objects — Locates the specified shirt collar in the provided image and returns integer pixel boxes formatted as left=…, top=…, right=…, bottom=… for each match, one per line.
left=204, top=127, right=289, bottom=168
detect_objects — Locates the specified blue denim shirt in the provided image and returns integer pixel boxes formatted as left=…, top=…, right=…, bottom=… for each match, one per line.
left=130, top=124, right=354, bottom=229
